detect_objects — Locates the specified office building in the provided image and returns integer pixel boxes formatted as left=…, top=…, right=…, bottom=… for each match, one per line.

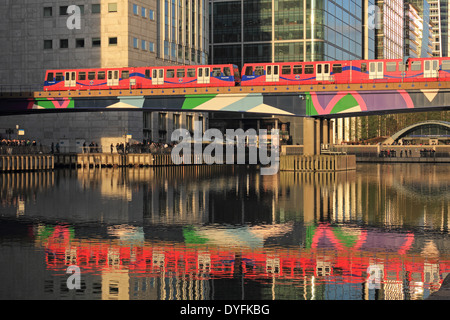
left=404, top=0, right=434, bottom=58
left=0, top=0, right=209, bottom=150
left=209, top=0, right=375, bottom=67
left=375, top=0, right=404, bottom=59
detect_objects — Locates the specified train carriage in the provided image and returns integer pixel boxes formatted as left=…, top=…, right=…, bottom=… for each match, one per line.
left=240, top=57, right=450, bottom=86
left=43, top=64, right=240, bottom=91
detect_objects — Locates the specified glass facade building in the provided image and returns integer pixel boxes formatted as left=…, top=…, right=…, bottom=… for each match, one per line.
left=209, top=0, right=375, bottom=66
left=404, top=0, right=433, bottom=58
left=375, top=0, right=404, bottom=59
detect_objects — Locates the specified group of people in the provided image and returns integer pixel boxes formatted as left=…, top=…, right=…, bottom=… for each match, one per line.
left=111, top=141, right=175, bottom=154
left=379, top=148, right=437, bottom=158
left=1, top=139, right=43, bottom=155
left=82, top=142, right=101, bottom=153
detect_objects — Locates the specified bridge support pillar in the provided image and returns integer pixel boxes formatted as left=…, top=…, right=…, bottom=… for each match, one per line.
left=303, top=118, right=332, bottom=156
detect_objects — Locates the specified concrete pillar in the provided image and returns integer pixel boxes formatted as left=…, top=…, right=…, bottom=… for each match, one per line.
left=329, top=120, right=335, bottom=145
left=322, top=119, right=329, bottom=146
left=303, top=117, right=316, bottom=156
left=315, top=119, right=321, bottom=155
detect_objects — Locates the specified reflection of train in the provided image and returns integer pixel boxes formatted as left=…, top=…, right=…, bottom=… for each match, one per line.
left=43, top=57, right=450, bottom=91
left=40, top=224, right=450, bottom=293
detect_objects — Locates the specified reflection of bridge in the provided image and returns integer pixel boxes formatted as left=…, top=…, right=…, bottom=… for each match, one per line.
left=34, top=222, right=450, bottom=300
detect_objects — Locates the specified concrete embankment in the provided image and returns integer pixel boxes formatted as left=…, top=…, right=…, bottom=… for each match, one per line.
left=279, top=154, right=356, bottom=172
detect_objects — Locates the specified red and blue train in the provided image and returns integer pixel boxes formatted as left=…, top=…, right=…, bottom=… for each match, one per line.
left=43, top=57, right=450, bottom=91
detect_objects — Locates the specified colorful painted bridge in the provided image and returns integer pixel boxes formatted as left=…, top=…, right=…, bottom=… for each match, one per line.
left=1, top=81, right=450, bottom=117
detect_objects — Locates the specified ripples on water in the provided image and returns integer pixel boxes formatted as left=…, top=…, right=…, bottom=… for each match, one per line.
left=0, top=163, right=449, bottom=300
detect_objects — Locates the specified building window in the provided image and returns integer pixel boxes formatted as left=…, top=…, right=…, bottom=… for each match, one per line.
left=60, top=39, right=69, bottom=49
left=44, top=7, right=53, bottom=17
left=59, top=6, right=68, bottom=15
left=186, top=115, right=193, bottom=134
left=133, top=4, right=138, bottom=15
left=44, top=40, right=53, bottom=50
left=141, top=7, right=146, bottom=17
left=109, top=37, right=118, bottom=46
left=92, top=38, right=101, bottom=47
left=173, top=114, right=181, bottom=129
left=141, top=40, right=146, bottom=50
left=108, top=3, right=117, bottom=12
left=92, top=4, right=101, bottom=14
left=133, top=38, right=139, bottom=49
left=149, top=42, right=155, bottom=52
left=76, top=38, right=85, bottom=48
left=149, top=9, right=154, bottom=20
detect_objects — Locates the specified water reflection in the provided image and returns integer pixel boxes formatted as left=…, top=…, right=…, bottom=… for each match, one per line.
left=0, top=164, right=449, bottom=300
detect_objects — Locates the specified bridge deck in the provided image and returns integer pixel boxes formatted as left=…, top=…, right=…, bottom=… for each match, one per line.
left=2, top=81, right=450, bottom=99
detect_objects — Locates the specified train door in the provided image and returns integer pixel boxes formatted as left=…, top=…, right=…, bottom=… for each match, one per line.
left=198, top=67, right=210, bottom=84
left=152, top=69, right=164, bottom=85
left=107, top=70, right=119, bottom=86
left=266, top=65, right=279, bottom=82
left=316, top=64, right=330, bottom=81
left=64, top=71, right=76, bottom=87
left=424, top=60, right=439, bottom=78
left=369, top=61, right=384, bottom=80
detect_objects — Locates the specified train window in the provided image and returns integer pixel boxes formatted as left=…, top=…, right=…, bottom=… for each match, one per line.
left=212, top=68, right=222, bottom=77
left=317, top=65, right=322, bottom=73
left=361, top=63, right=367, bottom=73
left=293, top=65, right=302, bottom=74
left=177, top=69, right=185, bottom=78
left=122, top=71, right=130, bottom=79
left=386, top=62, right=396, bottom=72
left=282, top=66, right=291, bottom=75
left=332, top=64, right=342, bottom=74
left=442, top=61, right=450, bottom=70
left=305, top=65, right=314, bottom=74
left=88, top=72, right=96, bottom=80
left=223, top=67, right=231, bottom=76
left=55, top=73, right=64, bottom=81
left=98, top=71, right=105, bottom=80
left=411, top=61, right=421, bottom=71
left=46, top=73, right=54, bottom=82
left=78, top=72, right=86, bottom=81
left=187, top=68, right=196, bottom=77
left=245, top=66, right=253, bottom=76
left=255, top=66, right=264, bottom=76
left=145, top=69, right=151, bottom=79
left=166, top=69, right=175, bottom=78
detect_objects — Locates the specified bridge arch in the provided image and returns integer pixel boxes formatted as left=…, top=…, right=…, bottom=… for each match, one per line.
left=385, top=120, right=450, bottom=145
